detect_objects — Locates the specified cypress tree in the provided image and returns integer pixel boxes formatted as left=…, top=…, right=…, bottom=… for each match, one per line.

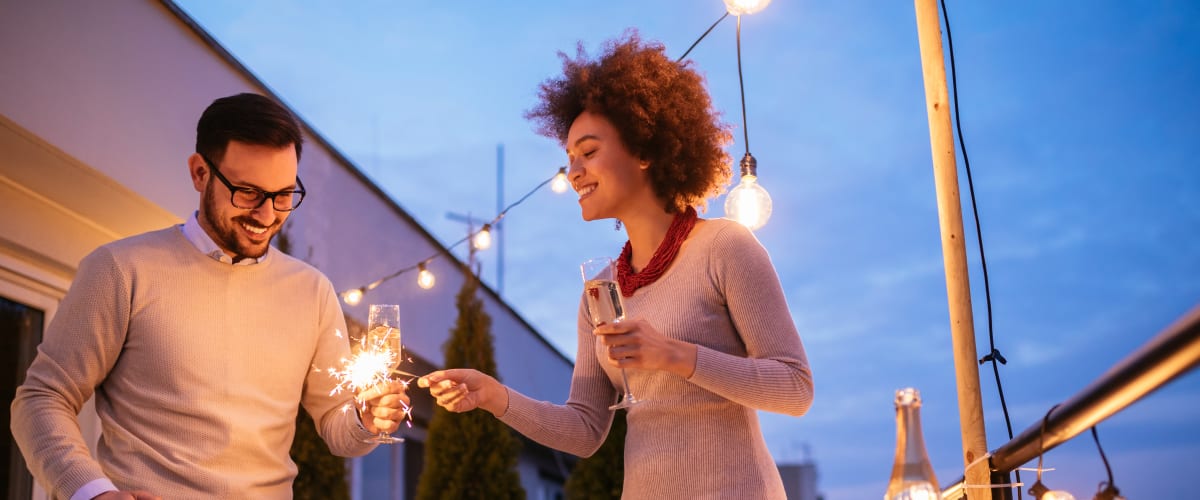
left=564, top=411, right=625, bottom=499
left=416, top=273, right=524, bottom=500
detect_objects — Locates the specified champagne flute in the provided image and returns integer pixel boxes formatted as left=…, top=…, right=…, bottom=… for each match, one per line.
left=581, top=257, right=641, bottom=410
left=364, top=304, right=404, bottom=443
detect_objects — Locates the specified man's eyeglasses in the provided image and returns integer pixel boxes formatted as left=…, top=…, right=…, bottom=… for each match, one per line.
left=200, top=154, right=306, bottom=211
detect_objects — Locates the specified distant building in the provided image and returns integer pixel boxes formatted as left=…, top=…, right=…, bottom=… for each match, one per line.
left=0, top=1, right=575, bottom=499
left=778, top=461, right=821, bottom=500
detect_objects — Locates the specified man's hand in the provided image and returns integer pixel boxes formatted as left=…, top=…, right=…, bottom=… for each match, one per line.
left=356, top=379, right=411, bottom=435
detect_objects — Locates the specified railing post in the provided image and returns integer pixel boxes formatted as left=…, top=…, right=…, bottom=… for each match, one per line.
left=912, top=0, right=991, bottom=497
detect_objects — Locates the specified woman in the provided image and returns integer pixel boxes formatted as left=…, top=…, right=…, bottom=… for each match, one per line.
left=419, top=32, right=813, bottom=499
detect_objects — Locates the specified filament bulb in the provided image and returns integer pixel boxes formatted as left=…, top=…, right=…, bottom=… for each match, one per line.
left=1042, top=491, right=1076, bottom=500
left=417, top=263, right=436, bottom=290
left=473, top=225, right=493, bottom=250
left=551, top=168, right=570, bottom=193
left=341, top=288, right=364, bottom=306
left=723, top=0, right=773, bottom=16
left=725, top=174, right=772, bottom=230
left=1030, top=481, right=1077, bottom=500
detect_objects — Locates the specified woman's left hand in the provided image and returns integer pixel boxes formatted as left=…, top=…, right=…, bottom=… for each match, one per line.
left=594, top=318, right=697, bottom=378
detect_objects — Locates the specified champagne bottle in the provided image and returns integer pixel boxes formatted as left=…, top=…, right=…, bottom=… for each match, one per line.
left=885, top=388, right=940, bottom=500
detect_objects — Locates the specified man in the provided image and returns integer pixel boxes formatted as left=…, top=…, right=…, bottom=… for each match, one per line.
left=11, top=93, right=408, bottom=499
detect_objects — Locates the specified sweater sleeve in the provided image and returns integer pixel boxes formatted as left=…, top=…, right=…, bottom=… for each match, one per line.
left=10, top=247, right=128, bottom=499
left=499, top=295, right=616, bottom=458
left=686, top=222, right=814, bottom=416
left=302, top=280, right=378, bottom=455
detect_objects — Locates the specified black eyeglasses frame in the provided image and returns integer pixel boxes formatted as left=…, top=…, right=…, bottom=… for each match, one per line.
left=200, top=153, right=306, bottom=212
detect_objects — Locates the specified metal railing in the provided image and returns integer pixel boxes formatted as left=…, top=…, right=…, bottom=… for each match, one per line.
left=942, top=303, right=1200, bottom=499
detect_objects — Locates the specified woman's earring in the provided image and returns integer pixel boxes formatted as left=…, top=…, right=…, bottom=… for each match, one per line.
left=614, top=219, right=623, bottom=231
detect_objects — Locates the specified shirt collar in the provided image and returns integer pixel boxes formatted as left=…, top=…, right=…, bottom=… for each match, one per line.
left=181, top=211, right=268, bottom=266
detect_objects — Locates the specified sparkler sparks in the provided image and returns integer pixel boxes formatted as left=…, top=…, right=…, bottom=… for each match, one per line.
left=323, top=328, right=416, bottom=431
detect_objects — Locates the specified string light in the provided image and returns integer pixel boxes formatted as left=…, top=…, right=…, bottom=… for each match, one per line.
left=550, top=166, right=570, bottom=193
left=339, top=167, right=564, bottom=304
left=473, top=224, right=493, bottom=250
left=725, top=154, right=772, bottom=230
left=722, top=8, right=773, bottom=230
left=416, top=262, right=436, bottom=290
left=341, top=288, right=364, bottom=306
left=722, top=0, right=772, bottom=16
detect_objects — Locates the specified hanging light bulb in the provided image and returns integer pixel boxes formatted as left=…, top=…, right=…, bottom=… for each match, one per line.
left=341, top=287, right=364, bottom=306
left=416, top=262, right=436, bottom=290
left=1029, top=484, right=1076, bottom=500
left=723, top=0, right=772, bottom=16
left=724, top=153, right=772, bottom=230
left=1092, top=484, right=1123, bottom=500
left=550, top=167, right=570, bottom=193
left=723, top=12, right=773, bottom=231
left=473, top=224, right=493, bottom=250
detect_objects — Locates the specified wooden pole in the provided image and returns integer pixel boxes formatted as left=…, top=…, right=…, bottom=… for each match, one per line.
left=912, top=0, right=991, bottom=497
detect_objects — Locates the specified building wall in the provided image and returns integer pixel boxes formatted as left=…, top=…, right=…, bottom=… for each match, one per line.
left=778, top=462, right=820, bottom=500
left=0, top=1, right=574, bottom=498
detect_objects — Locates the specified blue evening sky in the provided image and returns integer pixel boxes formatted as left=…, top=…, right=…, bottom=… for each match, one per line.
left=174, top=1, right=1199, bottom=497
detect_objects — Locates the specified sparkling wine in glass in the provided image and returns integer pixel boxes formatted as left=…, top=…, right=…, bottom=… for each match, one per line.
left=581, top=257, right=641, bottom=410
left=364, top=304, right=403, bottom=443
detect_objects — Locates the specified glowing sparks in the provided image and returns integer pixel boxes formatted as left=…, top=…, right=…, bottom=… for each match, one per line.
left=324, top=328, right=416, bottom=430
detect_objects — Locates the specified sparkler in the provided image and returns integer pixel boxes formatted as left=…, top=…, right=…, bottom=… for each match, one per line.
left=322, top=328, right=416, bottom=430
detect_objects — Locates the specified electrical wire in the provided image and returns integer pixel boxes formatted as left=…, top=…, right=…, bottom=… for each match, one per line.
left=937, top=1, right=1020, bottom=497
left=677, top=12, right=730, bottom=62
left=340, top=168, right=561, bottom=298
left=1090, top=426, right=1117, bottom=492
left=735, top=14, right=751, bottom=154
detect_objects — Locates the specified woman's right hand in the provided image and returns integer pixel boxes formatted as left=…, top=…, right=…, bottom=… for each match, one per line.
left=418, top=369, right=509, bottom=417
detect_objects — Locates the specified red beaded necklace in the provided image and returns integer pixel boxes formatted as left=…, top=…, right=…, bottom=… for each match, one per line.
left=615, top=207, right=698, bottom=297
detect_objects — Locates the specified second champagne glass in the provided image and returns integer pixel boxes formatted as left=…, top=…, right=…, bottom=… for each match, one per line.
left=581, top=257, right=641, bottom=410
left=364, top=303, right=404, bottom=443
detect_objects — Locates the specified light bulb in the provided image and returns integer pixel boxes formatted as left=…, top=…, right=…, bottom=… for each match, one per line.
left=551, top=167, right=570, bottom=193
left=1093, top=483, right=1124, bottom=500
left=473, top=224, right=492, bottom=250
left=1031, top=481, right=1077, bottom=500
left=341, top=288, right=364, bottom=306
left=723, top=0, right=772, bottom=16
left=417, top=263, right=436, bottom=290
left=725, top=174, right=772, bottom=230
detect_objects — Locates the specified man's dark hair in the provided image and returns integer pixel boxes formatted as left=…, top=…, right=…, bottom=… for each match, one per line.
left=196, top=93, right=303, bottom=164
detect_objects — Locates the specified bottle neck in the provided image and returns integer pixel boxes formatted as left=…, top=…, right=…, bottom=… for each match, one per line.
left=890, top=402, right=939, bottom=485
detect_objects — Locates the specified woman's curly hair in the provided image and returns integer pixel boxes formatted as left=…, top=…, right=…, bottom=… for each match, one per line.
left=526, top=31, right=733, bottom=213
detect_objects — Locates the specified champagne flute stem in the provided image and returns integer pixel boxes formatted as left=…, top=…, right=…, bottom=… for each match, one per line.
left=619, top=368, right=634, bottom=400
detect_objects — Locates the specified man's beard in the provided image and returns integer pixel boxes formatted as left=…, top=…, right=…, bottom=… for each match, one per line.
left=201, top=184, right=280, bottom=260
